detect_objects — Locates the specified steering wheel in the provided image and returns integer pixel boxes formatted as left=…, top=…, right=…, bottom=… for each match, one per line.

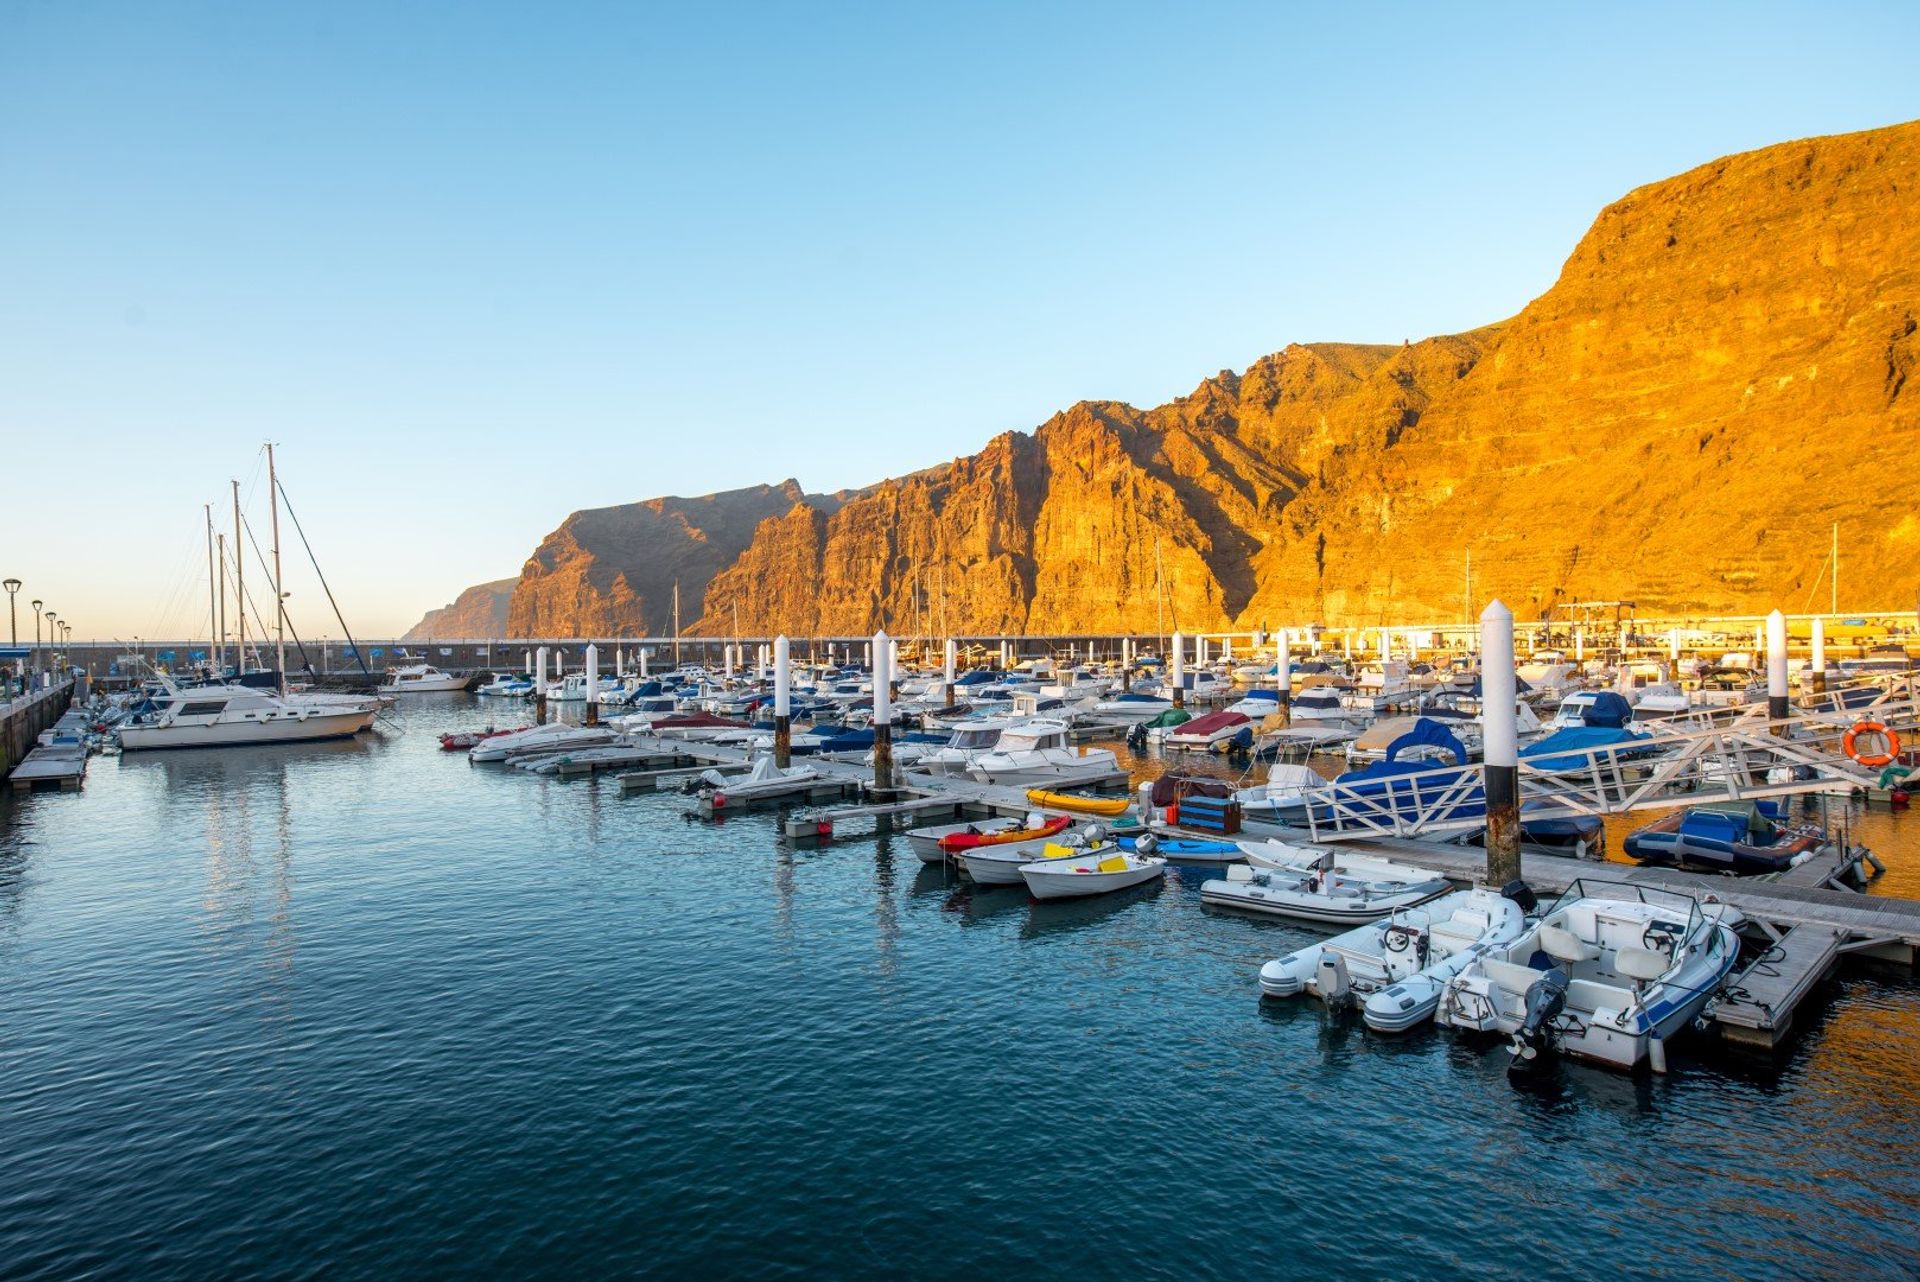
left=1641, top=921, right=1681, bottom=953
left=1384, top=926, right=1413, bottom=954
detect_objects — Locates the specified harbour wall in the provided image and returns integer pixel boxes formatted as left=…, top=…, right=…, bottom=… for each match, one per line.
left=1, top=682, right=78, bottom=780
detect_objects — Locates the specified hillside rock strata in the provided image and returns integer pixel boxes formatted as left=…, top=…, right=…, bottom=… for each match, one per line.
left=406, top=121, right=1920, bottom=639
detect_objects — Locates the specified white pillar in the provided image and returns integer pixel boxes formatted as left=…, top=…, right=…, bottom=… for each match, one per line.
left=1766, top=609, right=1789, bottom=720
left=585, top=643, right=600, bottom=723
left=639, top=647, right=650, bottom=678
left=1277, top=628, right=1292, bottom=703
left=1171, top=630, right=1186, bottom=706
left=535, top=645, right=549, bottom=694
left=615, top=648, right=625, bottom=678
left=524, top=649, right=532, bottom=675
left=872, top=631, right=891, bottom=723
left=775, top=636, right=791, bottom=717
left=888, top=636, right=900, bottom=680
left=1480, top=600, right=1520, bottom=885
left=944, top=637, right=956, bottom=685
left=1811, top=616, right=1826, bottom=680
left=1668, top=628, right=1681, bottom=662
left=1574, top=626, right=1585, bottom=663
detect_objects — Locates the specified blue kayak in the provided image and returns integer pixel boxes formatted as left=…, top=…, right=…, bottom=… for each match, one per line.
left=1118, top=836, right=1243, bottom=860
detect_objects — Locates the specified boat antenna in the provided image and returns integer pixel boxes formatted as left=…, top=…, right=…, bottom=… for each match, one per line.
left=274, top=474, right=374, bottom=683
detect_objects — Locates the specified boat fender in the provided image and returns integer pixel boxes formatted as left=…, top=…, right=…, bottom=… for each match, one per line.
left=1843, top=720, right=1901, bottom=768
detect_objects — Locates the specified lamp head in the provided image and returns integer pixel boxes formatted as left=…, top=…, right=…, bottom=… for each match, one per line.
left=2, top=578, right=18, bottom=593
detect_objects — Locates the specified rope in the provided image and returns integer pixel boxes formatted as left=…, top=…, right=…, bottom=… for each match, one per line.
left=275, top=476, right=373, bottom=682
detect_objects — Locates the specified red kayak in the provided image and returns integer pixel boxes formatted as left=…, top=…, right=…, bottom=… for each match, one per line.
left=939, top=814, right=1072, bottom=853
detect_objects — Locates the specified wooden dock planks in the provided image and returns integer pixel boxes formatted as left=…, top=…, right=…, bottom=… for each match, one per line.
left=1707, top=925, right=1847, bottom=1046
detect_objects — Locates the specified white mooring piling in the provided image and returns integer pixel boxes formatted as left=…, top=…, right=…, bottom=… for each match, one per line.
left=1277, top=628, right=1292, bottom=709
left=1767, top=609, right=1789, bottom=728
left=585, top=643, right=600, bottom=726
left=535, top=645, right=550, bottom=725
left=1811, top=616, right=1827, bottom=693
left=1480, top=601, right=1520, bottom=887
left=871, top=630, right=893, bottom=790
left=1171, top=631, right=1186, bottom=708
left=774, top=635, right=791, bottom=768
left=944, top=637, right=956, bottom=708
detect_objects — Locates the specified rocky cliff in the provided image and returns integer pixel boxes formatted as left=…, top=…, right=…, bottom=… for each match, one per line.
left=403, top=578, right=516, bottom=640
left=410, top=120, right=1920, bottom=638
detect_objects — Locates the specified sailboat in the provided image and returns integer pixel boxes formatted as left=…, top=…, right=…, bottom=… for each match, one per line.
left=119, top=445, right=382, bottom=751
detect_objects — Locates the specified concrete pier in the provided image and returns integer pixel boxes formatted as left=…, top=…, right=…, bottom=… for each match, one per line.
left=1, top=681, right=78, bottom=782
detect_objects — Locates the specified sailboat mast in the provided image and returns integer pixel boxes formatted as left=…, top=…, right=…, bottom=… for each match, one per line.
left=1154, top=538, right=1166, bottom=653
left=673, top=580, right=681, bottom=668
left=1831, top=522, right=1839, bottom=615
left=216, top=533, right=228, bottom=674
left=268, top=442, right=287, bottom=692
left=205, top=504, right=218, bottom=675
left=232, top=479, right=245, bottom=671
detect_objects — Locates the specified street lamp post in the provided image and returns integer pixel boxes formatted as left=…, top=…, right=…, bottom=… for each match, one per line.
left=43, top=612, right=56, bottom=683
left=31, top=599, right=43, bottom=678
left=2, top=578, right=18, bottom=694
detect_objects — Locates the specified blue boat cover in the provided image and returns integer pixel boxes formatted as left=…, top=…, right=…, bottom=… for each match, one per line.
left=1579, top=691, right=1634, bottom=729
left=1521, top=725, right=1645, bottom=771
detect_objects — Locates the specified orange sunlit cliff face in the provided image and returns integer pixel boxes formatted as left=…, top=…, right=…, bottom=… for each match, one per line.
left=408, top=120, right=1920, bottom=640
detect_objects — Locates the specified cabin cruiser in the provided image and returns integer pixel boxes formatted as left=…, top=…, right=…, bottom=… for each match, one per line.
left=1090, top=691, right=1175, bottom=722
left=965, top=719, right=1119, bottom=785
left=476, top=672, right=534, bottom=698
left=1543, top=689, right=1637, bottom=731
left=118, top=681, right=377, bottom=751
left=1257, top=884, right=1532, bottom=1032
left=1290, top=684, right=1355, bottom=723
left=1437, top=879, right=1742, bottom=1073
left=1232, top=763, right=1328, bottom=823
left=914, top=718, right=1012, bottom=776
left=379, top=663, right=467, bottom=693
left=1342, top=662, right=1418, bottom=713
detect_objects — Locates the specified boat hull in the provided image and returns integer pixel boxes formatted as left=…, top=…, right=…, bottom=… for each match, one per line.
left=119, top=708, right=375, bottom=751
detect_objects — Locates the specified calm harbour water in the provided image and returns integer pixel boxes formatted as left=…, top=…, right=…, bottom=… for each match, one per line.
left=1, top=699, right=1917, bottom=1281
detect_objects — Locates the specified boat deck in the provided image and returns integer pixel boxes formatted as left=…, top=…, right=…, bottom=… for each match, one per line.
left=8, top=747, right=86, bottom=791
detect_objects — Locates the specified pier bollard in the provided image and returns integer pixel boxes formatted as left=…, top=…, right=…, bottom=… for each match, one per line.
left=534, top=645, right=551, bottom=725
left=1767, top=609, right=1789, bottom=732
left=585, top=643, right=600, bottom=726
left=1277, top=628, right=1292, bottom=720
left=1481, top=601, right=1521, bottom=888
left=872, top=630, right=893, bottom=791
left=1811, top=617, right=1827, bottom=694
left=774, top=634, right=792, bottom=769
left=1171, top=631, right=1185, bottom=708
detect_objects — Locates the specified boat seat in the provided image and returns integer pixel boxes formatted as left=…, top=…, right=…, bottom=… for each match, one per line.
left=1539, top=924, right=1600, bottom=964
left=1615, top=946, right=1670, bottom=983
left=1478, top=958, right=1545, bottom=995
left=1429, top=923, right=1483, bottom=952
left=1225, top=865, right=1255, bottom=883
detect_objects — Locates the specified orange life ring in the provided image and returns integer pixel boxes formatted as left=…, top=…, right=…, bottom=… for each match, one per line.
left=1843, top=720, right=1901, bottom=768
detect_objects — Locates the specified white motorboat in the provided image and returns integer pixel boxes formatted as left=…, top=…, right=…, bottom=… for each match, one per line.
left=541, top=673, right=623, bottom=703
left=913, top=718, right=1011, bottom=776
left=1257, top=886, right=1530, bottom=1032
left=1289, top=685, right=1355, bottom=723
left=1019, top=846, right=1166, bottom=899
left=1090, top=692, right=1176, bottom=723
left=118, top=681, right=376, bottom=751
left=958, top=836, right=1093, bottom=886
left=695, top=755, right=821, bottom=800
left=1200, top=849, right=1451, bottom=925
left=476, top=672, right=534, bottom=698
left=965, top=720, right=1118, bottom=785
left=469, top=722, right=616, bottom=762
left=905, top=815, right=1027, bottom=864
left=1436, top=878, right=1743, bottom=1073
left=1162, top=709, right=1252, bottom=749
left=379, top=663, right=468, bottom=693
left=1232, top=763, right=1325, bottom=823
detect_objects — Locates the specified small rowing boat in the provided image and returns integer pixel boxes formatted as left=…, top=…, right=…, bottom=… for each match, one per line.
left=1025, top=788, right=1131, bottom=817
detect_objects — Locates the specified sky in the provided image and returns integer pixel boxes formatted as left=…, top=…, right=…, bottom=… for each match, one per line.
left=3, top=1, right=1917, bottom=640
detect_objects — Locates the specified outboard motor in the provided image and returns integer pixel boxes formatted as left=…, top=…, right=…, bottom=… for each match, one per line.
left=1314, top=949, right=1353, bottom=1010
left=1134, top=831, right=1159, bottom=855
left=1127, top=723, right=1148, bottom=751
left=1499, top=879, right=1538, bottom=915
left=1508, top=968, right=1570, bottom=1070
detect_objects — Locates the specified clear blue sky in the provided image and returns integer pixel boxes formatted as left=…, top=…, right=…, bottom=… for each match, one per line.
left=3, top=1, right=1915, bottom=639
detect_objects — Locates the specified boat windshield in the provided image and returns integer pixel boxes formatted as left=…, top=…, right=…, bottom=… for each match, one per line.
left=949, top=728, right=999, bottom=749
left=1546, top=877, right=1705, bottom=938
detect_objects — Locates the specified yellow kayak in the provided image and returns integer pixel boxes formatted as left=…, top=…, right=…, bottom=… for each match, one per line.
left=1026, top=788, right=1132, bottom=817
